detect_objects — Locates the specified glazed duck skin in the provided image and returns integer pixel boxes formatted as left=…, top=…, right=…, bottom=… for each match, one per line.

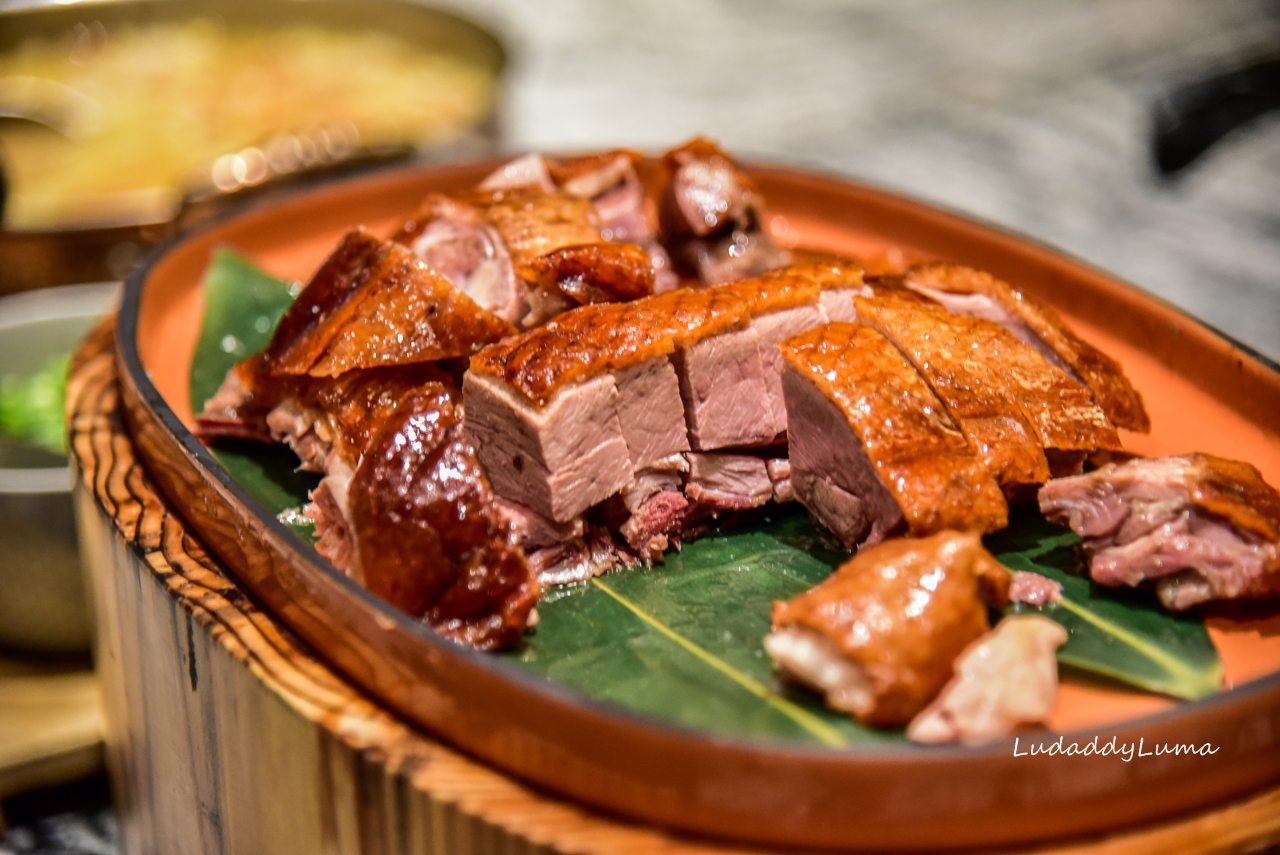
left=855, top=294, right=1051, bottom=497
left=264, top=229, right=515, bottom=378
left=203, top=362, right=540, bottom=650
left=194, top=233, right=539, bottom=650
left=765, top=531, right=1011, bottom=727
left=904, top=263, right=1150, bottom=433
left=779, top=323, right=1008, bottom=550
left=1039, top=453, right=1280, bottom=610
left=337, top=381, right=540, bottom=650
left=855, top=293, right=1122, bottom=491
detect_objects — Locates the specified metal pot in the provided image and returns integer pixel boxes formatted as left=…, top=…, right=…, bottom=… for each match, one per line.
left=0, top=0, right=507, bottom=292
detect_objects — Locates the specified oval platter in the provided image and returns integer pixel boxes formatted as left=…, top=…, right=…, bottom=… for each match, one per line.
left=114, top=158, right=1280, bottom=851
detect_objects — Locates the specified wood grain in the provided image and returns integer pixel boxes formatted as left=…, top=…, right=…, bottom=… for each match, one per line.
left=68, top=317, right=1280, bottom=854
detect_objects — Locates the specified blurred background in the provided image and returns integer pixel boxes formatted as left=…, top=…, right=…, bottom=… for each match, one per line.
left=1, top=0, right=1277, bottom=852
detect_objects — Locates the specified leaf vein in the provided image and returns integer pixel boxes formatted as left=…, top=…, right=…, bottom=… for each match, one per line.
left=590, top=578, right=848, bottom=747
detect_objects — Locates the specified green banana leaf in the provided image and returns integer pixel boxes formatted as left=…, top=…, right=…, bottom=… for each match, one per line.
left=509, top=509, right=893, bottom=746
left=989, top=506, right=1223, bottom=701
left=189, top=249, right=1223, bottom=748
left=190, top=249, right=320, bottom=539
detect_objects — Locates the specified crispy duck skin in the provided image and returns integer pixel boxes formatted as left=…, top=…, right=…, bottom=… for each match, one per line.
left=479, top=149, right=654, bottom=243
left=765, top=531, right=1011, bottom=727
left=197, top=230, right=514, bottom=441
left=904, top=263, right=1150, bottom=433
left=1039, top=453, right=1280, bottom=610
left=284, top=363, right=456, bottom=459
left=210, top=363, right=540, bottom=650
left=261, top=228, right=515, bottom=378
left=193, top=232, right=540, bottom=649
left=482, top=187, right=657, bottom=319
left=855, top=294, right=1051, bottom=497
left=658, top=137, right=791, bottom=284
left=261, top=228, right=384, bottom=373
left=341, top=380, right=540, bottom=650
left=201, top=361, right=540, bottom=649
left=857, top=293, right=1123, bottom=490
left=779, top=323, right=1008, bottom=547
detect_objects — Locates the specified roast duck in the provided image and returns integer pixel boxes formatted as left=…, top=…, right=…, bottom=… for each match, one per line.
left=198, top=138, right=1279, bottom=741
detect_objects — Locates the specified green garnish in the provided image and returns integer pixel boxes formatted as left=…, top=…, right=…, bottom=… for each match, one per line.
left=0, top=353, right=70, bottom=455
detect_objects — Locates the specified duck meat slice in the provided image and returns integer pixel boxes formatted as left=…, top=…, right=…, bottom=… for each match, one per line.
left=1039, top=453, right=1280, bottom=609
left=608, top=454, right=689, bottom=565
left=480, top=150, right=652, bottom=242
left=396, top=187, right=657, bottom=328
left=904, top=263, right=1150, bottom=433
left=462, top=260, right=863, bottom=524
left=857, top=293, right=1123, bottom=494
left=464, top=360, right=636, bottom=525
left=908, top=614, right=1066, bottom=744
left=392, top=194, right=525, bottom=325
left=526, top=527, right=633, bottom=587
left=498, top=499, right=585, bottom=551
left=765, top=531, right=1011, bottom=727
left=483, top=149, right=680, bottom=293
left=549, top=149, right=654, bottom=245
left=1007, top=571, right=1063, bottom=606
left=780, top=323, right=1008, bottom=550
left=555, top=153, right=680, bottom=292
left=683, top=452, right=775, bottom=518
left=739, top=268, right=834, bottom=440
left=267, top=231, right=515, bottom=378
left=766, top=457, right=795, bottom=503
left=675, top=260, right=866, bottom=447
left=463, top=281, right=743, bottom=524
left=261, top=229, right=515, bottom=377
left=613, top=356, right=690, bottom=471
left=464, top=299, right=660, bottom=523
left=477, top=153, right=557, bottom=194
left=795, top=251, right=872, bottom=323
left=659, top=137, right=791, bottom=284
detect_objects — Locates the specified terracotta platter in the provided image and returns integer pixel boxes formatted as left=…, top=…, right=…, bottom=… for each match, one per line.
left=115, top=160, right=1280, bottom=851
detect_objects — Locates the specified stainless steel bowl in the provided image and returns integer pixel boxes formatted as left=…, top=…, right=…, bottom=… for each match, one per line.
left=0, top=282, right=118, bottom=652
left=0, top=0, right=506, bottom=292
